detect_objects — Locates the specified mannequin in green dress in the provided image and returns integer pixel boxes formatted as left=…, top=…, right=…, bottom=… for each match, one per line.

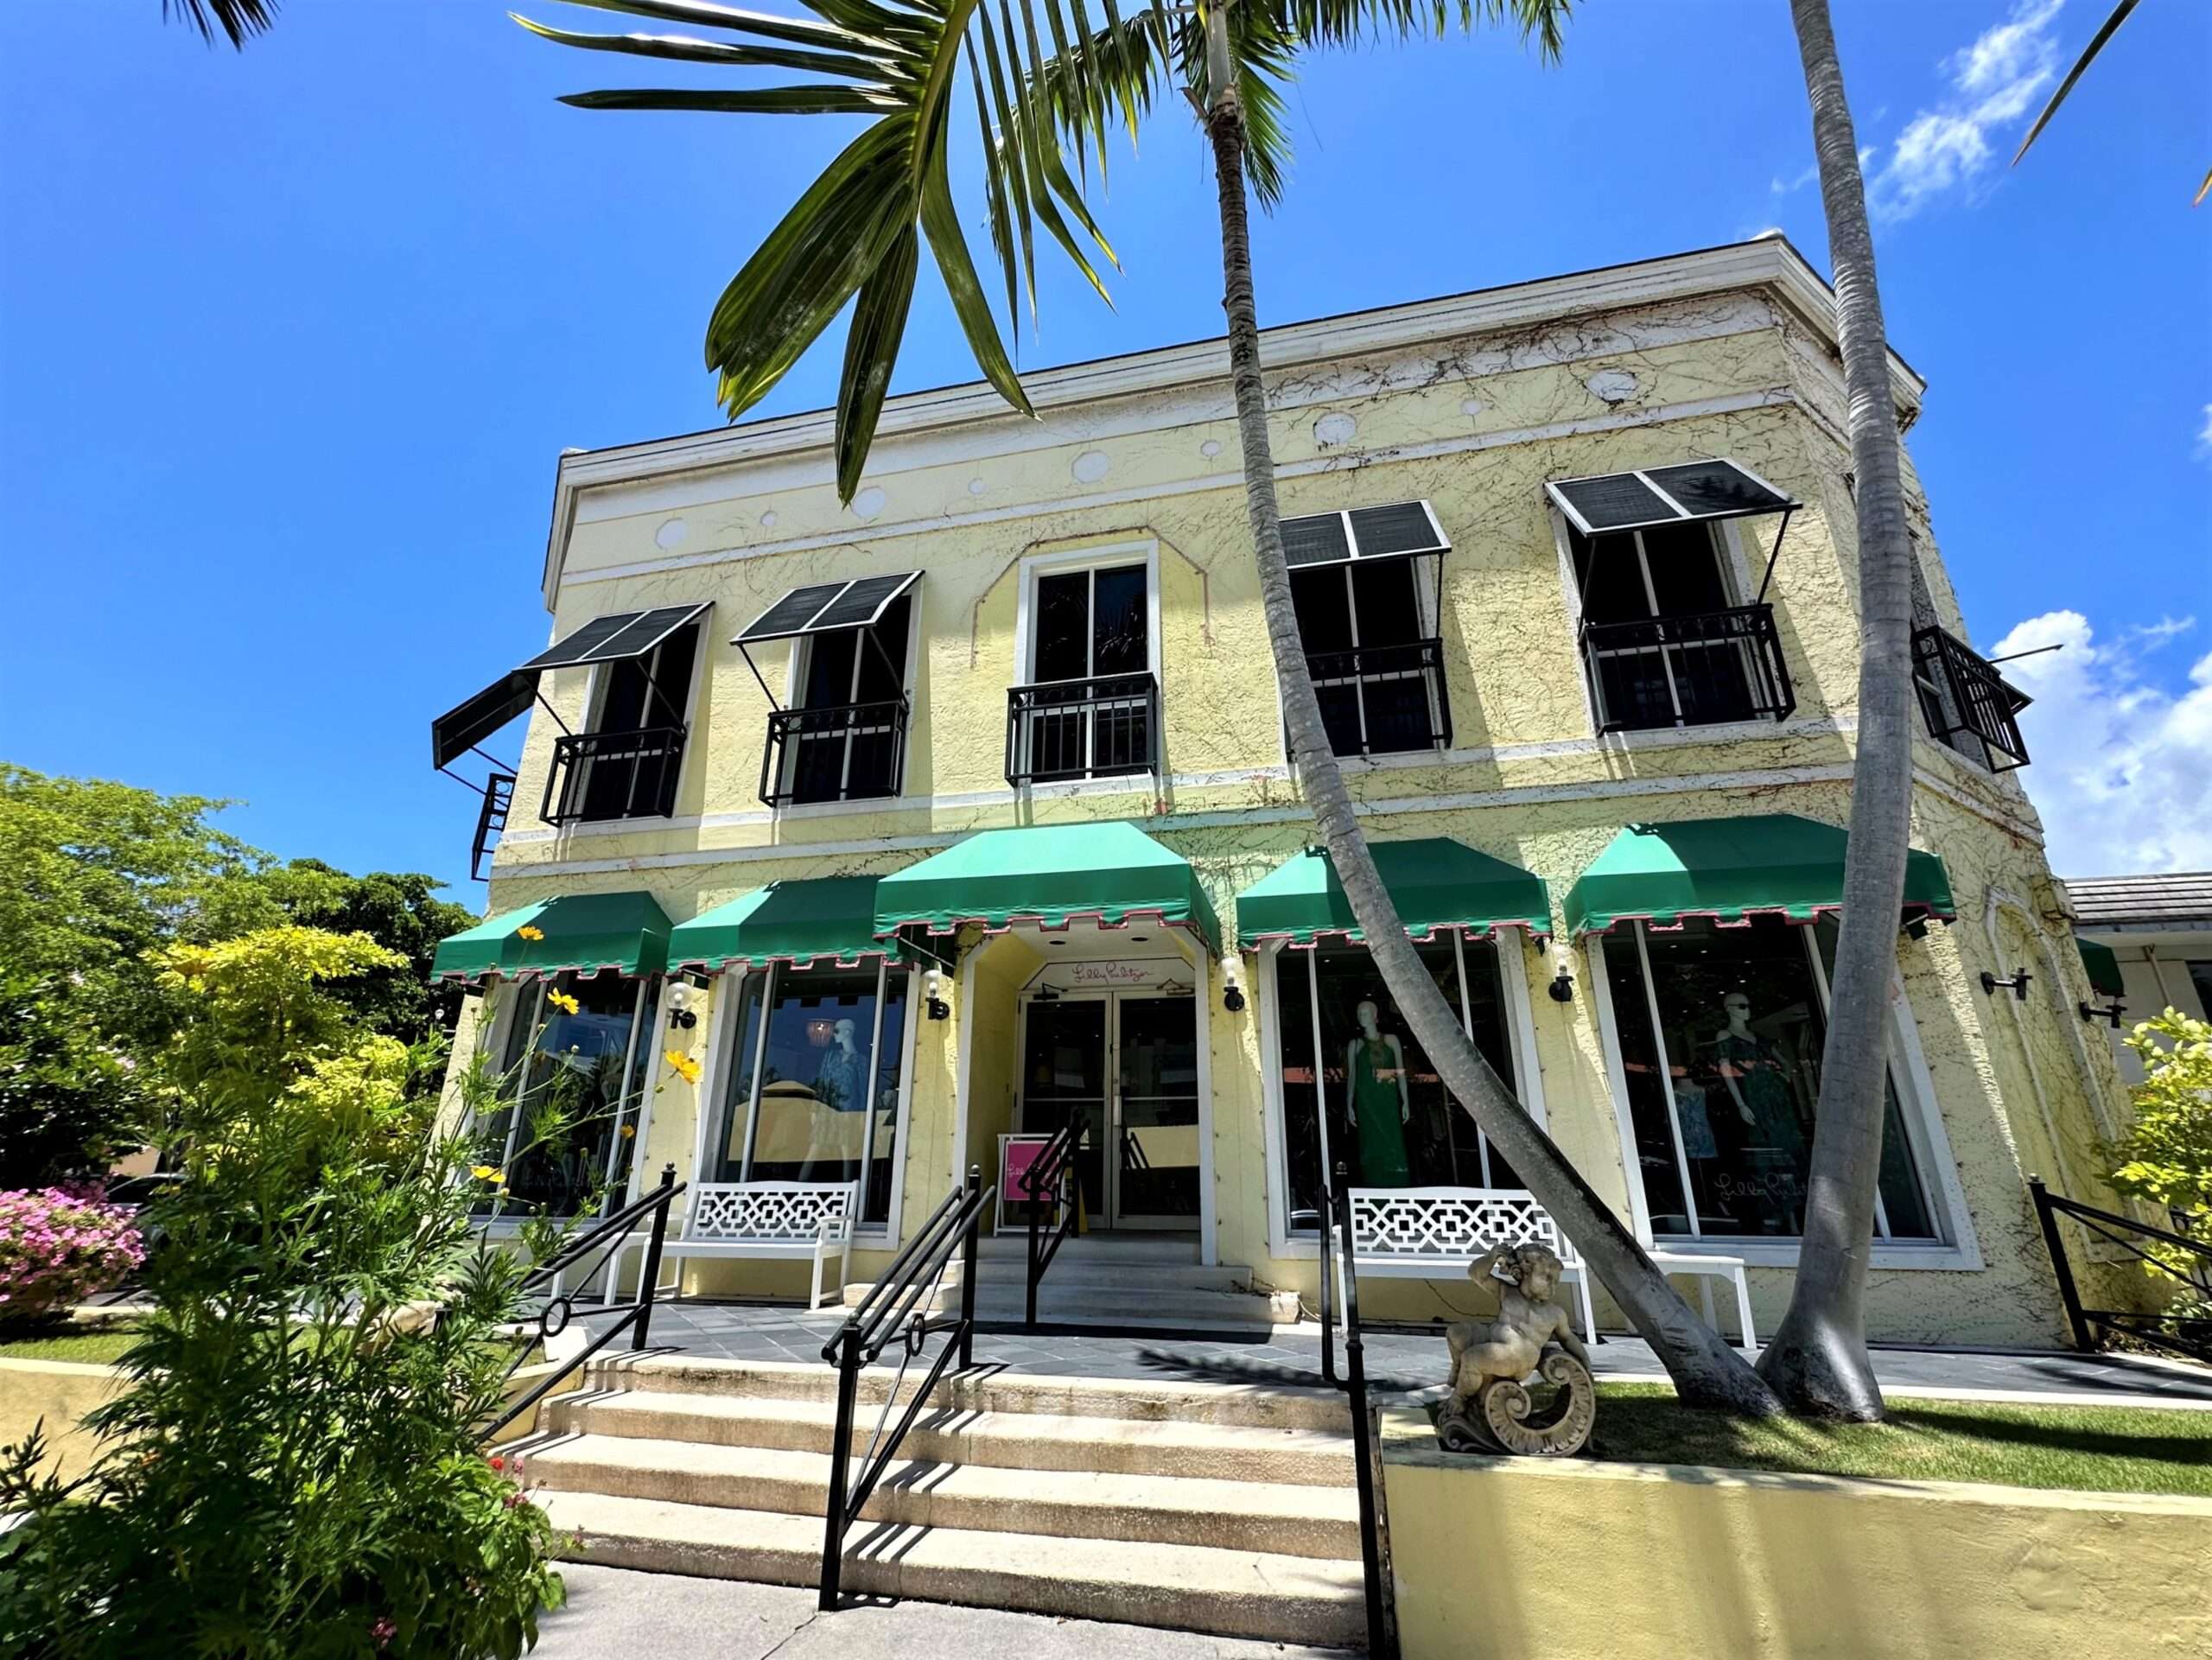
left=1347, top=1000, right=1412, bottom=1186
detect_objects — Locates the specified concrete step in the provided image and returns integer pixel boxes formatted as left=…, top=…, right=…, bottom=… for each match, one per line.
left=843, top=1275, right=1300, bottom=1326
left=528, top=1433, right=1360, bottom=1560
left=976, top=1231, right=1202, bottom=1263
left=553, top=1390, right=1357, bottom=1485
left=582, top=1354, right=1352, bottom=1433
left=537, top=1489, right=1367, bottom=1646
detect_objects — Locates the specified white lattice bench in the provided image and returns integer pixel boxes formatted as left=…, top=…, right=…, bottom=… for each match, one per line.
left=1345, top=1186, right=1600, bottom=1342
left=608, top=1180, right=859, bottom=1312
left=1344, top=1186, right=1758, bottom=1352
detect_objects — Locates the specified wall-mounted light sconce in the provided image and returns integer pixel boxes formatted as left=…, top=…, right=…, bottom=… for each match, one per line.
left=925, top=966, right=951, bottom=1022
left=1222, top=957, right=1247, bottom=1014
left=1548, top=962, right=1575, bottom=1003
left=1980, top=969, right=2032, bottom=1002
left=1031, top=983, right=1062, bottom=1004
left=664, top=981, right=698, bottom=1031
left=2078, top=999, right=2126, bottom=1031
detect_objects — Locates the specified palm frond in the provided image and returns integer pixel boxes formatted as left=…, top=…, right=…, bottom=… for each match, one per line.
left=163, top=0, right=279, bottom=48
left=2013, top=0, right=2137, bottom=166
left=521, top=0, right=1129, bottom=498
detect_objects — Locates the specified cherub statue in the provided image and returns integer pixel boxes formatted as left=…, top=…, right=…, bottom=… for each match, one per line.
left=1438, top=1241, right=1597, bottom=1456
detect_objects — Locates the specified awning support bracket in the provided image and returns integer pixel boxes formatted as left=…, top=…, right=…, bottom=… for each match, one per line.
left=1753, top=506, right=1795, bottom=604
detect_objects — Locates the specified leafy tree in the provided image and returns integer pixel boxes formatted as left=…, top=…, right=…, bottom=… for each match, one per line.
left=0, top=927, right=565, bottom=1658
left=1, top=766, right=477, bottom=1182
left=0, top=766, right=264, bottom=1186
left=520, top=0, right=1785, bottom=1414
left=2104, top=1009, right=2212, bottom=1322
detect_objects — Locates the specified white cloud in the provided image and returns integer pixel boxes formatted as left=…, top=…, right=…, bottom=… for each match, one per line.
left=1992, top=608, right=2212, bottom=875
left=1869, top=0, right=2064, bottom=220
left=2198, top=402, right=2212, bottom=459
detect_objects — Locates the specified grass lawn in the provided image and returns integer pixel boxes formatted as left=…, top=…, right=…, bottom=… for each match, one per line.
left=1585, top=1382, right=2212, bottom=1498
left=0, top=1322, right=140, bottom=1364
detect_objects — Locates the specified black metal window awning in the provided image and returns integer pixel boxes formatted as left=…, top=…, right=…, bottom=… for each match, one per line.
left=1281, top=500, right=1451, bottom=569
left=732, top=571, right=921, bottom=710
left=431, top=601, right=713, bottom=769
left=1548, top=459, right=1800, bottom=602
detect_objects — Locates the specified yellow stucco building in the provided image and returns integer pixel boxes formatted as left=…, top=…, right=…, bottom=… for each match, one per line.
left=430, top=238, right=2124, bottom=1348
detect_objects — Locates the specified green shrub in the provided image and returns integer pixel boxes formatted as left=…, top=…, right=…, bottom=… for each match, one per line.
left=0, top=928, right=564, bottom=1658
left=2104, top=1008, right=2212, bottom=1321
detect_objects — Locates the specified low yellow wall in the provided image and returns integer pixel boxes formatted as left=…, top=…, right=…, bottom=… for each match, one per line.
left=1380, top=1409, right=2212, bottom=1660
left=0, top=1356, right=124, bottom=1480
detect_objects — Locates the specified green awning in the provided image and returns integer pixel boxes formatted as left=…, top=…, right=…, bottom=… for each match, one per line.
left=2077, top=937, right=2126, bottom=1000
left=873, top=823, right=1222, bottom=954
left=1235, top=839, right=1552, bottom=949
left=431, top=891, right=672, bottom=983
left=670, top=876, right=890, bottom=972
left=1563, top=814, right=1957, bottom=936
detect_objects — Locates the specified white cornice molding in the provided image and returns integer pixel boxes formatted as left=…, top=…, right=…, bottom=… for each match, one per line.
left=537, top=239, right=1923, bottom=608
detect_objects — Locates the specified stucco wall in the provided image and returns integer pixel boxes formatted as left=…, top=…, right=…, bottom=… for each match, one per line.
left=1381, top=1427, right=2212, bottom=1660
left=439, top=248, right=2120, bottom=1349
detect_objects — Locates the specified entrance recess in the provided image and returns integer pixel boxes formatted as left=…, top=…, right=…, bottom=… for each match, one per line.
left=1019, top=992, right=1199, bottom=1229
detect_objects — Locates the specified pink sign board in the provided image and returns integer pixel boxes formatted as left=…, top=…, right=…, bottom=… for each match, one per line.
left=1002, top=1137, right=1051, bottom=1199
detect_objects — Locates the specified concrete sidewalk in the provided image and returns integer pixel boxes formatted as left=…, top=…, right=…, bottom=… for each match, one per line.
left=531, top=1562, right=1353, bottom=1660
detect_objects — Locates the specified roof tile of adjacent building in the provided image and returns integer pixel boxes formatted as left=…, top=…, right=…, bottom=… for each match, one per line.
left=538, top=236, right=1922, bottom=606
left=2064, top=872, right=2212, bottom=929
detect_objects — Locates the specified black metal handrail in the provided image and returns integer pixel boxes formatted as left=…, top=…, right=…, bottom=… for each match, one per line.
left=471, top=772, right=515, bottom=882
left=2030, top=1177, right=2211, bottom=1364
left=1913, top=626, right=2031, bottom=771
left=1316, top=1164, right=1395, bottom=1660
left=1020, top=1122, right=1086, bottom=1329
left=817, top=1166, right=993, bottom=1610
left=1579, top=603, right=1795, bottom=733
left=477, top=1163, right=684, bottom=1441
left=1305, top=637, right=1454, bottom=756
left=1005, top=671, right=1159, bottom=785
left=760, top=696, right=909, bottom=807
left=542, top=726, right=687, bottom=825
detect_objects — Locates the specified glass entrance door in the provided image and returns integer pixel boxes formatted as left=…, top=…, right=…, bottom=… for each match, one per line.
left=1016, top=991, right=1201, bottom=1230
left=1112, top=995, right=1200, bottom=1226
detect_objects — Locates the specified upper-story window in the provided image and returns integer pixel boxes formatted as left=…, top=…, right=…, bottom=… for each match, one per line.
left=1007, top=549, right=1157, bottom=785
left=1548, top=461, right=1798, bottom=735
left=736, top=573, right=920, bottom=809
left=1904, top=550, right=2033, bottom=772
left=1281, top=502, right=1452, bottom=759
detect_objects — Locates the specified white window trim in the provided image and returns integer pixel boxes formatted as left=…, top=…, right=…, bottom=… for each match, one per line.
left=769, top=591, right=925, bottom=813
left=1587, top=923, right=1983, bottom=1271
left=560, top=619, right=713, bottom=835
left=1255, top=931, right=1546, bottom=1260
left=1272, top=550, right=1447, bottom=773
left=693, top=958, right=920, bottom=1243
left=1011, top=538, right=1162, bottom=689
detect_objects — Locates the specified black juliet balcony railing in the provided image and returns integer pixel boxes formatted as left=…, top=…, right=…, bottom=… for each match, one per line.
left=1005, top=671, right=1159, bottom=786
left=760, top=696, right=910, bottom=808
left=542, top=726, right=687, bottom=825
left=1913, top=626, right=2032, bottom=772
left=1306, top=638, right=1454, bottom=758
left=1579, top=603, right=1796, bottom=735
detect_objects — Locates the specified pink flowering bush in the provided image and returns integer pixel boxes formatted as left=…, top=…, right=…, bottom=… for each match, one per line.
left=0, top=1186, right=143, bottom=1329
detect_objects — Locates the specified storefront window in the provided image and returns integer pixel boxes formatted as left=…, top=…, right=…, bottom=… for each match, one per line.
left=474, top=972, right=651, bottom=1218
left=1603, top=915, right=1937, bottom=1242
left=710, top=960, right=911, bottom=1227
left=1274, top=936, right=1524, bottom=1233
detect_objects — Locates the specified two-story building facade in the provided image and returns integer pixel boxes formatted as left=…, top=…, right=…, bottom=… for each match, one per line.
left=431, top=238, right=2125, bottom=1347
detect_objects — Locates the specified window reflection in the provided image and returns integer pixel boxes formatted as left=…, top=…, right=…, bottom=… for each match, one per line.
left=474, top=972, right=646, bottom=1218
left=1274, top=937, right=1523, bottom=1232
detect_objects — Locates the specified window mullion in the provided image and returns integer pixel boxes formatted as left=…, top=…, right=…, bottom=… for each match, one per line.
left=1306, top=950, right=1333, bottom=1215
left=1449, top=929, right=1484, bottom=1186
left=1633, top=529, right=1688, bottom=724
left=740, top=963, right=777, bottom=1180
left=1632, top=924, right=1700, bottom=1237
left=859, top=957, right=891, bottom=1216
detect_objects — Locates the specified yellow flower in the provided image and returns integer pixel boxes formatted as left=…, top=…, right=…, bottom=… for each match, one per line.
left=470, top=1165, right=507, bottom=1185
left=664, top=1049, right=702, bottom=1086
left=545, top=991, right=580, bottom=1016
left=620, top=1123, right=636, bottom=1140
left=515, top=925, right=545, bottom=942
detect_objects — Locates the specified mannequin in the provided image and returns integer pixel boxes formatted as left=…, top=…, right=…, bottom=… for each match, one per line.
left=1346, top=999, right=1412, bottom=1187
left=815, top=1019, right=867, bottom=1111
left=1710, top=990, right=1805, bottom=1231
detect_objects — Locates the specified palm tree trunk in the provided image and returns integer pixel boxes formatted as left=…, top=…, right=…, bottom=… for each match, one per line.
left=1200, top=5, right=1778, bottom=1416
left=1756, top=0, right=1918, bottom=1422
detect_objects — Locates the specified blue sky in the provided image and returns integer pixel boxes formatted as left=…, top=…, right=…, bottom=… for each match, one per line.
left=2, top=0, right=2206, bottom=895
